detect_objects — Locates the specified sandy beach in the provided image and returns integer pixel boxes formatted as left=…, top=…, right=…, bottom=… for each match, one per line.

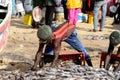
left=0, top=16, right=119, bottom=71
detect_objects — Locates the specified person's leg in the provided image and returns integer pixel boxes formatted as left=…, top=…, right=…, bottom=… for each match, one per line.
left=100, top=1, right=107, bottom=30
left=104, top=43, right=114, bottom=70
left=16, top=12, right=18, bottom=17
left=98, top=9, right=102, bottom=27
left=65, top=30, right=93, bottom=66
left=45, top=6, right=55, bottom=25
left=116, top=6, right=120, bottom=23
left=93, top=2, right=100, bottom=31
left=63, top=3, right=68, bottom=20
left=73, top=8, right=79, bottom=25
left=45, top=30, right=93, bottom=66
left=19, top=12, right=22, bottom=17
left=93, top=0, right=107, bottom=31
left=112, top=13, right=118, bottom=24
left=68, top=9, right=75, bottom=25
left=31, top=43, right=45, bottom=70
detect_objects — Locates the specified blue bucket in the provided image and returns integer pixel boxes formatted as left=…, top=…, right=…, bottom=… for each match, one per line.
left=78, top=13, right=83, bottom=22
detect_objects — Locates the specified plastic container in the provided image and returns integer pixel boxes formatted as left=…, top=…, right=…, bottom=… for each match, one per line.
left=88, top=14, right=93, bottom=24
left=24, top=14, right=32, bottom=25
left=55, top=13, right=64, bottom=20
left=78, top=13, right=83, bottom=22
left=109, top=5, right=117, bottom=17
left=32, top=6, right=42, bottom=22
left=55, top=7, right=64, bottom=20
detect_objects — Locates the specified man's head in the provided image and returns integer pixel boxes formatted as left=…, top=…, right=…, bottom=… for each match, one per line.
left=110, top=30, right=120, bottom=46
left=37, top=25, right=52, bottom=42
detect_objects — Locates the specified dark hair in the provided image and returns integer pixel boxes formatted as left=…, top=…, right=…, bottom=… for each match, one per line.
left=110, top=31, right=120, bottom=46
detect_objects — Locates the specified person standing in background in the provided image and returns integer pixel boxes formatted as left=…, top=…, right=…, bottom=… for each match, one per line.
left=66, top=0, right=82, bottom=25
left=93, top=0, right=107, bottom=32
left=15, top=0, right=22, bottom=17
left=112, top=0, right=120, bottom=24
left=61, top=0, right=68, bottom=20
left=15, top=0, right=25, bottom=17
left=45, top=0, right=60, bottom=25
left=98, top=9, right=102, bottom=27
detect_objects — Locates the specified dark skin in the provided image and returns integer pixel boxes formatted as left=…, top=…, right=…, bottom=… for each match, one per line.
left=31, top=38, right=62, bottom=70
left=31, top=43, right=45, bottom=70
left=104, top=43, right=120, bottom=70
left=31, top=22, right=75, bottom=70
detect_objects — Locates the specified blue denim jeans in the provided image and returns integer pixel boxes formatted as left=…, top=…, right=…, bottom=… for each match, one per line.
left=93, top=0, right=107, bottom=30
left=64, top=30, right=90, bottom=59
left=45, top=30, right=90, bottom=59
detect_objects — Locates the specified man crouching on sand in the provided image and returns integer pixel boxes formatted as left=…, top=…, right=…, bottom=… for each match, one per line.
left=104, top=30, right=120, bottom=71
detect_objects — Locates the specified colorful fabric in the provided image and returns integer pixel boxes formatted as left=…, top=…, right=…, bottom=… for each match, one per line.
left=68, top=9, right=79, bottom=25
left=88, top=0, right=91, bottom=8
left=66, top=0, right=82, bottom=9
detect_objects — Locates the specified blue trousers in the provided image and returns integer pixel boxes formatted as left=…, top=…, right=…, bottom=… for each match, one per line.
left=45, top=30, right=90, bottom=59
left=93, top=0, right=107, bottom=30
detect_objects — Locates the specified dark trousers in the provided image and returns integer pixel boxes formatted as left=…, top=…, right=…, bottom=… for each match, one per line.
left=45, top=6, right=55, bottom=25
left=62, top=0, right=68, bottom=20
left=113, top=6, right=120, bottom=23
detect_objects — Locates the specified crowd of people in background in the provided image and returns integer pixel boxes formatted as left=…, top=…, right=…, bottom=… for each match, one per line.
left=12, top=0, right=120, bottom=26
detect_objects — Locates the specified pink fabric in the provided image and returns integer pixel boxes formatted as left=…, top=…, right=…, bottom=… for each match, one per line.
left=68, top=8, right=79, bottom=25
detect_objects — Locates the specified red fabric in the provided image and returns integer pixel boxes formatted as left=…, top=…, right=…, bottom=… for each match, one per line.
left=88, top=0, right=91, bottom=8
left=52, top=22, right=75, bottom=40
